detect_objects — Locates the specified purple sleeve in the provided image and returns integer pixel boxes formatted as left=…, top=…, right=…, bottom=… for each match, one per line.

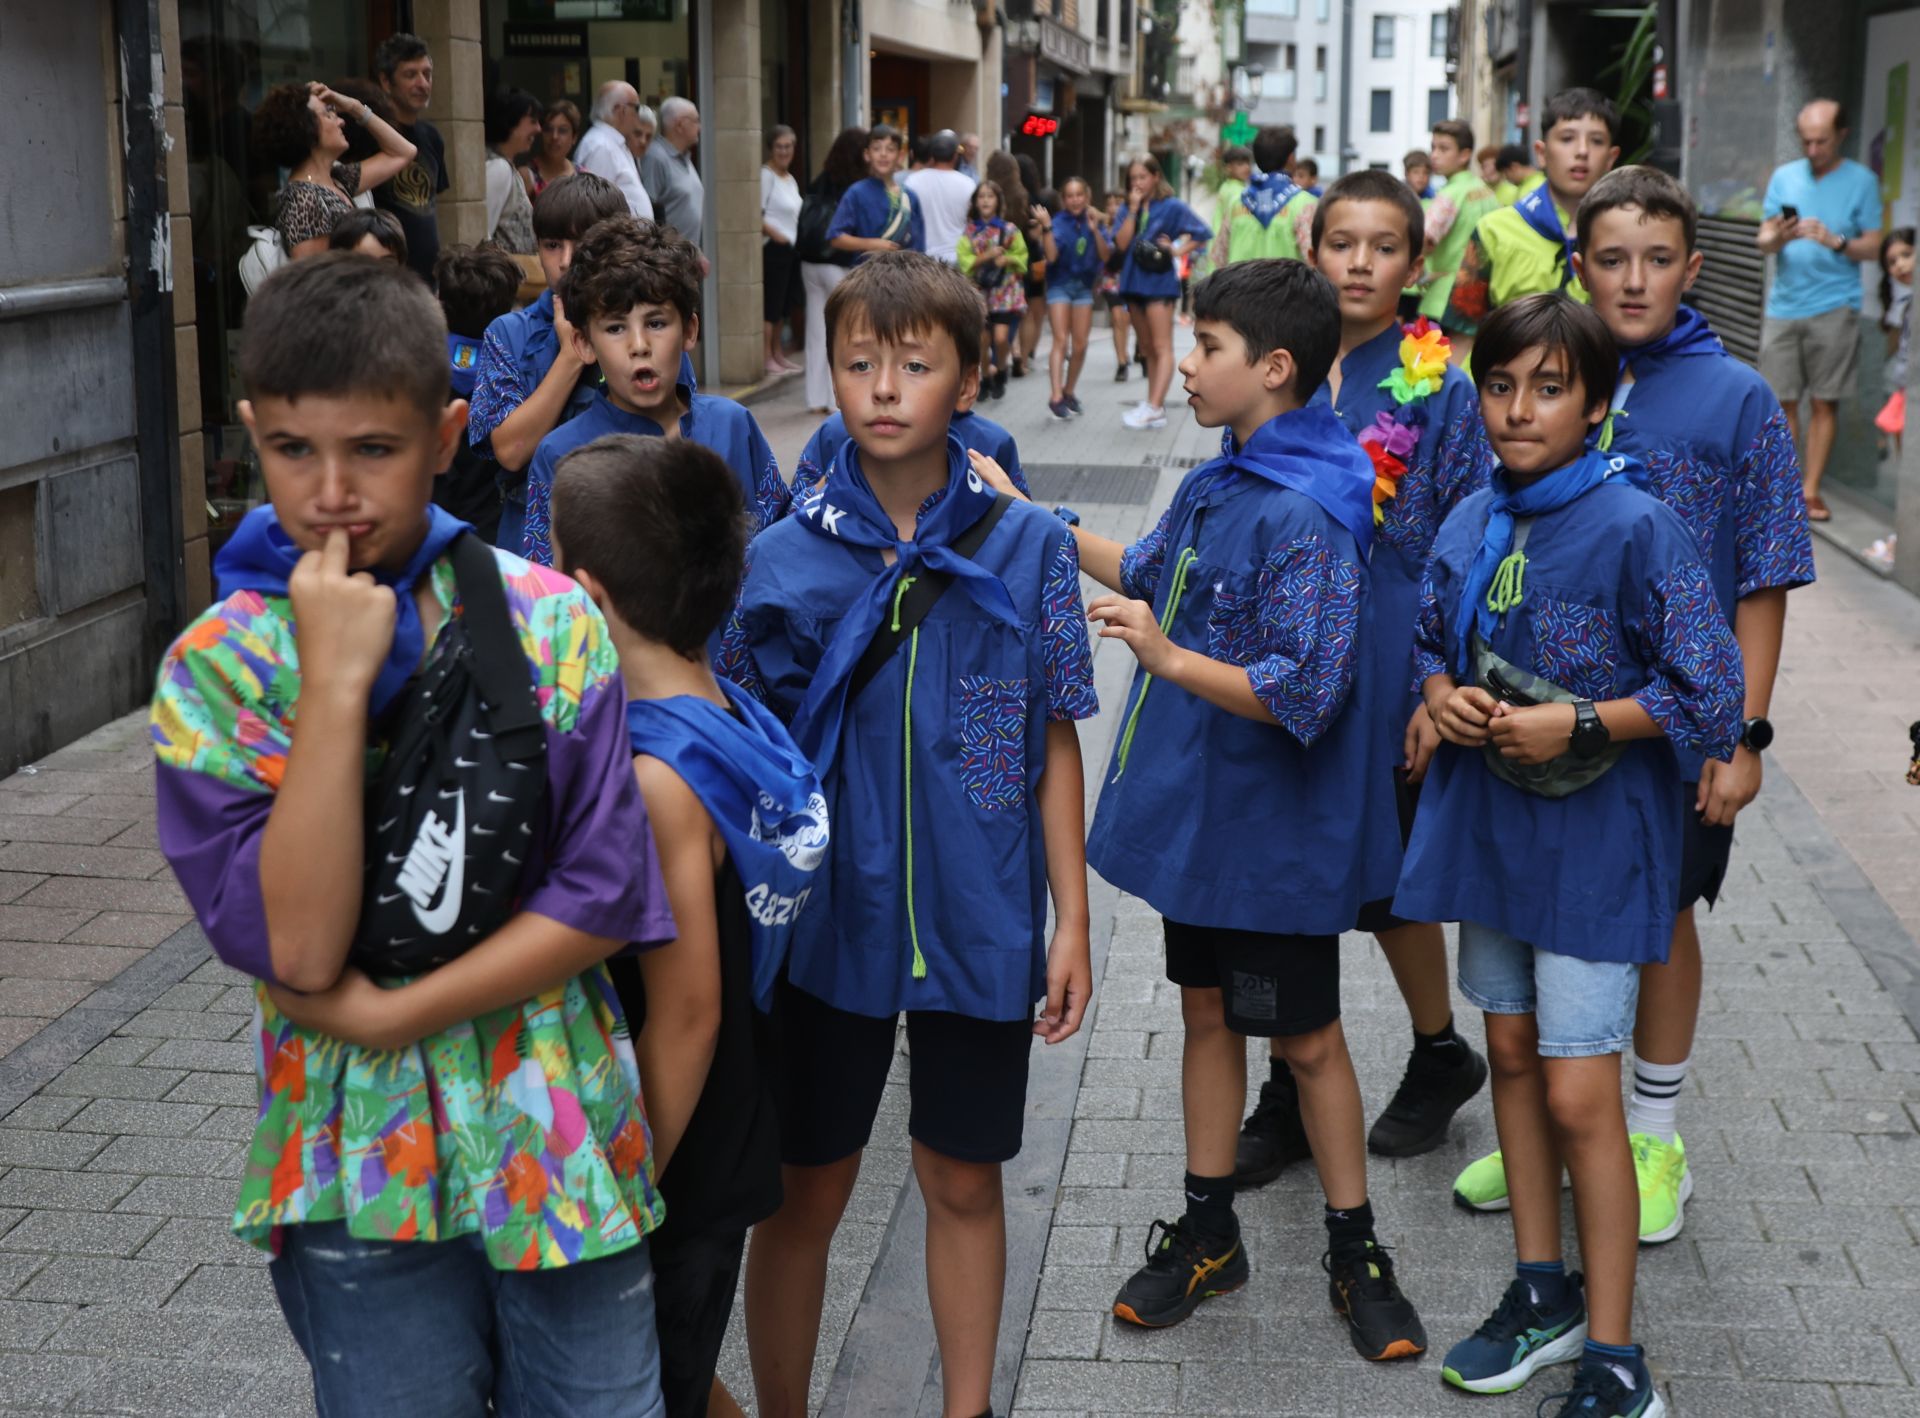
left=1244, top=536, right=1363, bottom=745
left=1630, top=561, right=1747, bottom=762
left=468, top=323, right=529, bottom=453
left=1041, top=535, right=1099, bottom=721
left=155, top=764, right=279, bottom=983
left=519, top=673, right=676, bottom=948
left=1119, top=506, right=1173, bottom=602
left=1733, top=408, right=1816, bottom=600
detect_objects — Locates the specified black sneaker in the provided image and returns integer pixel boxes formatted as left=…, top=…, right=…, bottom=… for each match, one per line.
left=1112, top=1217, right=1250, bottom=1328
left=1066, top=394, right=1084, bottom=414
left=1539, top=1355, right=1667, bottom=1417
left=1367, top=1041, right=1490, bottom=1157
left=1324, top=1240, right=1427, bottom=1360
left=1114, top=363, right=1129, bottom=382
left=1233, top=1073, right=1314, bottom=1188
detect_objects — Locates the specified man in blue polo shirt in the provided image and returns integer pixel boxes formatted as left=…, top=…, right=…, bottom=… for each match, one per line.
left=1756, top=98, right=1883, bottom=523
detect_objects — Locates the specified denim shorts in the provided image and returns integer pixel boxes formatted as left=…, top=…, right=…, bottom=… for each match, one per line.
left=1456, top=921, right=1641, bottom=1058
left=1047, top=277, right=1095, bottom=307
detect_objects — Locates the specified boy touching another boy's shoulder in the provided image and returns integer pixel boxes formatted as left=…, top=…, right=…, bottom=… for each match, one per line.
left=554, top=433, right=827, bottom=1418
left=978, top=258, right=1427, bottom=1359
left=722, top=252, right=1096, bottom=1418
left=521, top=217, right=788, bottom=566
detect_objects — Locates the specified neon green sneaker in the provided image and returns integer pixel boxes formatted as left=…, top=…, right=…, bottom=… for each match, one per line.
left=1452, top=1149, right=1511, bottom=1212
left=1633, top=1132, right=1693, bottom=1244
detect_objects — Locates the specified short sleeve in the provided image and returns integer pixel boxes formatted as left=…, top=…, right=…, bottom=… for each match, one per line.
left=334, top=161, right=364, bottom=197
left=1732, top=407, right=1816, bottom=600
left=1179, top=201, right=1214, bottom=244
left=1291, top=196, right=1317, bottom=258
left=1040, top=535, right=1099, bottom=721
left=468, top=319, right=530, bottom=452
left=1425, top=190, right=1460, bottom=247
left=827, top=187, right=862, bottom=240
left=1629, top=559, right=1746, bottom=763
left=1853, top=171, right=1881, bottom=233
left=1119, top=506, right=1174, bottom=603
left=1240, top=535, right=1363, bottom=745
left=1761, top=168, right=1784, bottom=219
left=431, top=128, right=451, bottom=195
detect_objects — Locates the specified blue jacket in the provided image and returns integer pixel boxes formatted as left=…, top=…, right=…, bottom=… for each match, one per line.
left=1086, top=449, right=1400, bottom=933
left=718, top=450, right=1097, bottom=1020
left=1114, top=198, right=1211, bottom=301
left=1047, top=210, right=1105, bottom=287
left=827, top=177, right=926, bottom=260
left=791, top=410, right=1029, bottom=500
left=1395, top=478, right=1746, bottom=962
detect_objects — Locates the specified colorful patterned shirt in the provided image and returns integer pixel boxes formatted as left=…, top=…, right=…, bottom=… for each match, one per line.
left=151, top=546, right=675, bottom=1268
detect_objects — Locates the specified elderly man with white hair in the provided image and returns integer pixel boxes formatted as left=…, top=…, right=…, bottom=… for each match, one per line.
left=642, top=95, right=706, bottom=249
left=574, top=80, right=654, bottom=219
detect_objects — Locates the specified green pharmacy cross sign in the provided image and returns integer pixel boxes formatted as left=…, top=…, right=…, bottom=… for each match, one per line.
left=1222, top=113, right=1256, bottom=147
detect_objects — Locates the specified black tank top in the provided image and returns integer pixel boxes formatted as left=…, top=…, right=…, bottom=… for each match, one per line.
left=611, top=856, right=782, bottom=1235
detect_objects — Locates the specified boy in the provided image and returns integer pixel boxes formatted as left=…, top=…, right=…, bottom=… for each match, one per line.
left=1218, top=143, right=1254, bottom=211
left=1213, top=125, right=1319, bottom=266
left=1445, top=90, right=1622, bottom=343
left=722, top=252, right=1097, bottom=1418
left=1477, top=144, right=1503, bottom=188
left=1419, top=120, right=1502, bottom=334
left=1229, top=173, right=1492, bottom=1187
left=1294, top=156, right=1323, bottom=197
left=1404, top=149, right=1436, bottom=200
left=1494, top=142, right=1545, bottom=207
left=1397, top=294, right=1742, bottom=1415
left=521, top=216, right=789, bottom=566
left=554, top=434, right=827, bottom=1418
left=433, top=242, right=523, bottom=541
left=151, top=254, right=676, bottom=1410
left=1447, top=167, right=1815, bottom=1235
left=1001, top=258, right=1425, bottom=1356
left=790, top=384, right=1032, bottom=499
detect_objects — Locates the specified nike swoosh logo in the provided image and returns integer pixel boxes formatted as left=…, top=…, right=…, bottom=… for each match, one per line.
left=414, top=791, right=465, bottom=935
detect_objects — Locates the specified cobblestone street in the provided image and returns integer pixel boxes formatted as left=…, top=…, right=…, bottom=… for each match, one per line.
left=0, top=335, right=1917, bottom=1415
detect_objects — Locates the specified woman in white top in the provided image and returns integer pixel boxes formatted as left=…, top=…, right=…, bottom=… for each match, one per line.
left=761, top=126, right=805, bottom=376
left=483, top=89, right=542, bottom=254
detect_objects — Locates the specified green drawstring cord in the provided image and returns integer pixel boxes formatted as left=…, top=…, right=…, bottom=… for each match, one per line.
left=1596, top=407, right=1626, bottom=451
left=1486, top=550, right=1527, bottom=616
left=890, top=575, right=929, bottom=980
left=1112, top=546, right=1198, bottom=780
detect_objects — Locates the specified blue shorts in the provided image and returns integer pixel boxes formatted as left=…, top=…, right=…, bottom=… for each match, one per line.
left=1047, top=277, right=1095, bottom=307
left=1456, top=922, right=1641, bottom=1058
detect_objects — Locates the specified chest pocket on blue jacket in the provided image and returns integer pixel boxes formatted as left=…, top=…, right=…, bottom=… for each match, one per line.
left=1528, top=599, right=1620, bottom=702
left=956, top=675, right=1029, bottom=811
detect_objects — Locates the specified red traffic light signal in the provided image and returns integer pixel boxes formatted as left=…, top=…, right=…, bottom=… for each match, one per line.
left=1021, top=111, right=1060, bottom=138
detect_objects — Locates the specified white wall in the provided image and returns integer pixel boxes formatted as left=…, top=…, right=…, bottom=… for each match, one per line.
left=1346, top=0, right=1456, bottom=172
left=1245, top=0, right=1342, bottom=174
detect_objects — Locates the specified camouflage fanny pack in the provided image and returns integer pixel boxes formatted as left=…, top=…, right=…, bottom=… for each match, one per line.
left=1472, top=632, right=1625, bottom=799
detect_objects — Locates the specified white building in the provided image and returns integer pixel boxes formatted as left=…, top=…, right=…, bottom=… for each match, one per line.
left=1345, top=0, right=1457, bottom=174
left=1243, top=0, right=1343, bottom=178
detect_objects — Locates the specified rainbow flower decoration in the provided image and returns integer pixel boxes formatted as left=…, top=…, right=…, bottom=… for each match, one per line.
left=1358, top=318, right=1453, bottom=524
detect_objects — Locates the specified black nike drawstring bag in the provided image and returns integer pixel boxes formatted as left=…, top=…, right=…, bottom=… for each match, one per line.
left=352, top=534, right=548, bottom=976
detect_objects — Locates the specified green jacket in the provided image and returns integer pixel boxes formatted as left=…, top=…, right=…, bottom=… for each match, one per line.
left=1442, top=201, right=1589, bottom=336
left=1215, top=188, right=1317, bottom=266
left=1418, top=170, right=1502, bottom=321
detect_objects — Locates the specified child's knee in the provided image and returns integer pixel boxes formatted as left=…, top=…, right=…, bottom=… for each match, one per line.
left=770, top=1156, right=861, bottom=1234
left=1543, top=1063, right=1620, bottom=1136
left=915, top=1150, right=1003, bottom=1219
left=1484, top=1015, right=1540, bottom=1080
left=1179, top=986, right=1231, bottom=1035
left=1275, top=1019, right=1342, bottom=1076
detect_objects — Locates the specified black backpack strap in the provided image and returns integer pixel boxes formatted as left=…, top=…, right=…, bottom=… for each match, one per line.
left=448, top=534, right=545, bottom=763
left=846, top=492, right=1014, bottom=702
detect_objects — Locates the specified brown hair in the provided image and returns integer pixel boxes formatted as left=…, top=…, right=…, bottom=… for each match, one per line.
left=532, top=171, right=629, bottom=243
left=558, top=215, right=702, bottom=327
left=1432, top=119, right=1475, bottom=152
left=968, top=180, right=1008, bottom=223
left=435, top=244, right=524, bottom=338
left=1124, top=153, right=1174, bottom=202
left=825, top=250, right=983, bottom=371
left=544, top=99, right=583, bottom=137
left=1472, top=293, right=1619, bottom=416
left=1575, top=164, right=1698, bottom=255
left=985, top=150, right=1031, bottom=230
left=252, top=82, right=321, bottom=169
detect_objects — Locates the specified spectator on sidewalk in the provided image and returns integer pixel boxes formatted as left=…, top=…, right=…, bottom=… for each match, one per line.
left=575, top=81, right=654, bottom=220
left=957, top=130, right=981, bottom=179
left=482, top=88, right=541, bottom=254
left=370, top=33, right=447, bottom=282
left=763, top=124, right=805, bottom=374
left=629, top=104, right=658, bottom=170
left=643, top=97, right=706, bottom=250
left=798, top=125, right=869, bottom=412
left=1756, top=98, right=1884, bottom=522
left=902, top=130, right=976, bottom=265
left=255, top=80, right=416, bottom=259
left=529, top=99, right=581, bottom=196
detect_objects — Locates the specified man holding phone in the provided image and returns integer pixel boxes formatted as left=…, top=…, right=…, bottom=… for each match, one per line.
left=1757, top=98, right=1884, bottom=522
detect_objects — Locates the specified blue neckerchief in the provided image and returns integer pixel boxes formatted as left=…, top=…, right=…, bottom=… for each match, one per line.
left=1617, top=305, right=1725, bottom=372
left=1515, top=184, right=1577, bottom=283
left=448, top=334, right=481, bottom=399
left=1242, top=170, right=1301, bottom=229
left=625, top=682, right=829, bottom=1011
left=786, top=433, right=1019, bottom=774
left=1198, top=405, right=1379, bottom=559
left=214, top=504, right=472, bottom=715
left=1453, top=449, right=1647, bottom=675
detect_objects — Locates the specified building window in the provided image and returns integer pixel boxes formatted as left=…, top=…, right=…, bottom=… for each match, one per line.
left=1372, top=15, right=1394, bottom=57
left=1099, top=0, right=1110, bottom=40
left=1314, top=124, right=1327, bottom=150
left=1314, top=45, right=1327, bottom=100
left=1252, top=0, right=1299, bottom=14
left=1316, top=0, right=1329, bottom=19
left=1428, top=88, right=1449, bottom=127
left=1430, top=12, right=1449, bottom=57
left=1369, top=160, right=1390, bottom=171
left=1370, top=88, right=1392, bottom=131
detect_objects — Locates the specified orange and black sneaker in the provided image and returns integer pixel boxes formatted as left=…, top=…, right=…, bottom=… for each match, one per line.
left=1324, top=1239, right=1427, bottom=1361
left=1112, top=1218, right=1250, bottom=1328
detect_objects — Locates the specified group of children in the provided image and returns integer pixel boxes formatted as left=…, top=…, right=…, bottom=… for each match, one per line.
left=151, top=82, right=1812, bottom=1418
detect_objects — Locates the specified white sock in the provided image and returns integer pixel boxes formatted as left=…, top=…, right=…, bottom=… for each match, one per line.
left=1626, top=1054, right=1690, bottom=1143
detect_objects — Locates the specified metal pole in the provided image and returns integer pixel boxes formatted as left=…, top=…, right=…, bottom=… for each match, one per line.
left=1338, top=0, right=1353, bottom=173
left=1045, top=131, right=1054, bottom=186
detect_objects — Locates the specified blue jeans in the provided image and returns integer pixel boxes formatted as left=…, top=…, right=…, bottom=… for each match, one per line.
left=1456, top=921, right=1641, bottom=1058
left=271, top=1223, right=667, bottom=1418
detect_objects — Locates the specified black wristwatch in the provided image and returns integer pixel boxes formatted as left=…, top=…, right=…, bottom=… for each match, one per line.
left=1570, top=700, right=1611, bottom=760
left=1052, top=504, right=1081, bottom=527
left=1739, top=715, right=1774, bottom=753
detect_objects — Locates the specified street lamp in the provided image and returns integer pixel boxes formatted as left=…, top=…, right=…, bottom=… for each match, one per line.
left=1231, top=61, right=1265, bottom=111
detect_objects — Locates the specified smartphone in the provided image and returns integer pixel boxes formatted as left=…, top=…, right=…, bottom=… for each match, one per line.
left=1780, top=204, right=1800, bottom=224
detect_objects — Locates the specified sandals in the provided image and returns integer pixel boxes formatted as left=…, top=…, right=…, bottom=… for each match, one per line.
left=1805, top=492, right=1831, bottom=523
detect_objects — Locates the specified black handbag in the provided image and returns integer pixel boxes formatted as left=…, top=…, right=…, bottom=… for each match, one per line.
left=1130, top=238, right=1174, bottom=276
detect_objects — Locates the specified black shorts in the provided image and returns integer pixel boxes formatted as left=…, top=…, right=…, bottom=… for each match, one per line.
left=772, top=980, right=1033, bottom=1165
left=987, top=309, right=1025, bottom=329
left=1125, top=294, right=1174, bottom=315
left=1163, top=918, right=1341, bottom=1037
left=650, top=1224, right=747, bottom=1418
left=1678, top=782, right=1735, bottom=909
left=1354, top=769, right=1423, bottom=935
left=763, top=241, right=800, bottom=324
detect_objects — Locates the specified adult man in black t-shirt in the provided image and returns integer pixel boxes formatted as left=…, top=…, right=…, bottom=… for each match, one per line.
left=372, top=32, right=448, bottom=282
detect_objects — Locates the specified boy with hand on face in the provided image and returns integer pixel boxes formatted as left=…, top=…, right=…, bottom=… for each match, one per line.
left=975, top=258, right=1427, bottom=1361
left=1396, top=294, right=1743, bottom=1415
left=520, top=216, right=788, bottom=567
left=1227, top=173, right=1493, bottom=1190
left=1445, top=90, right=1622, bottom=351
left=1445, top=167, right=1814, bottom=1237
left=721, top=252, right=1097, bottom=1418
